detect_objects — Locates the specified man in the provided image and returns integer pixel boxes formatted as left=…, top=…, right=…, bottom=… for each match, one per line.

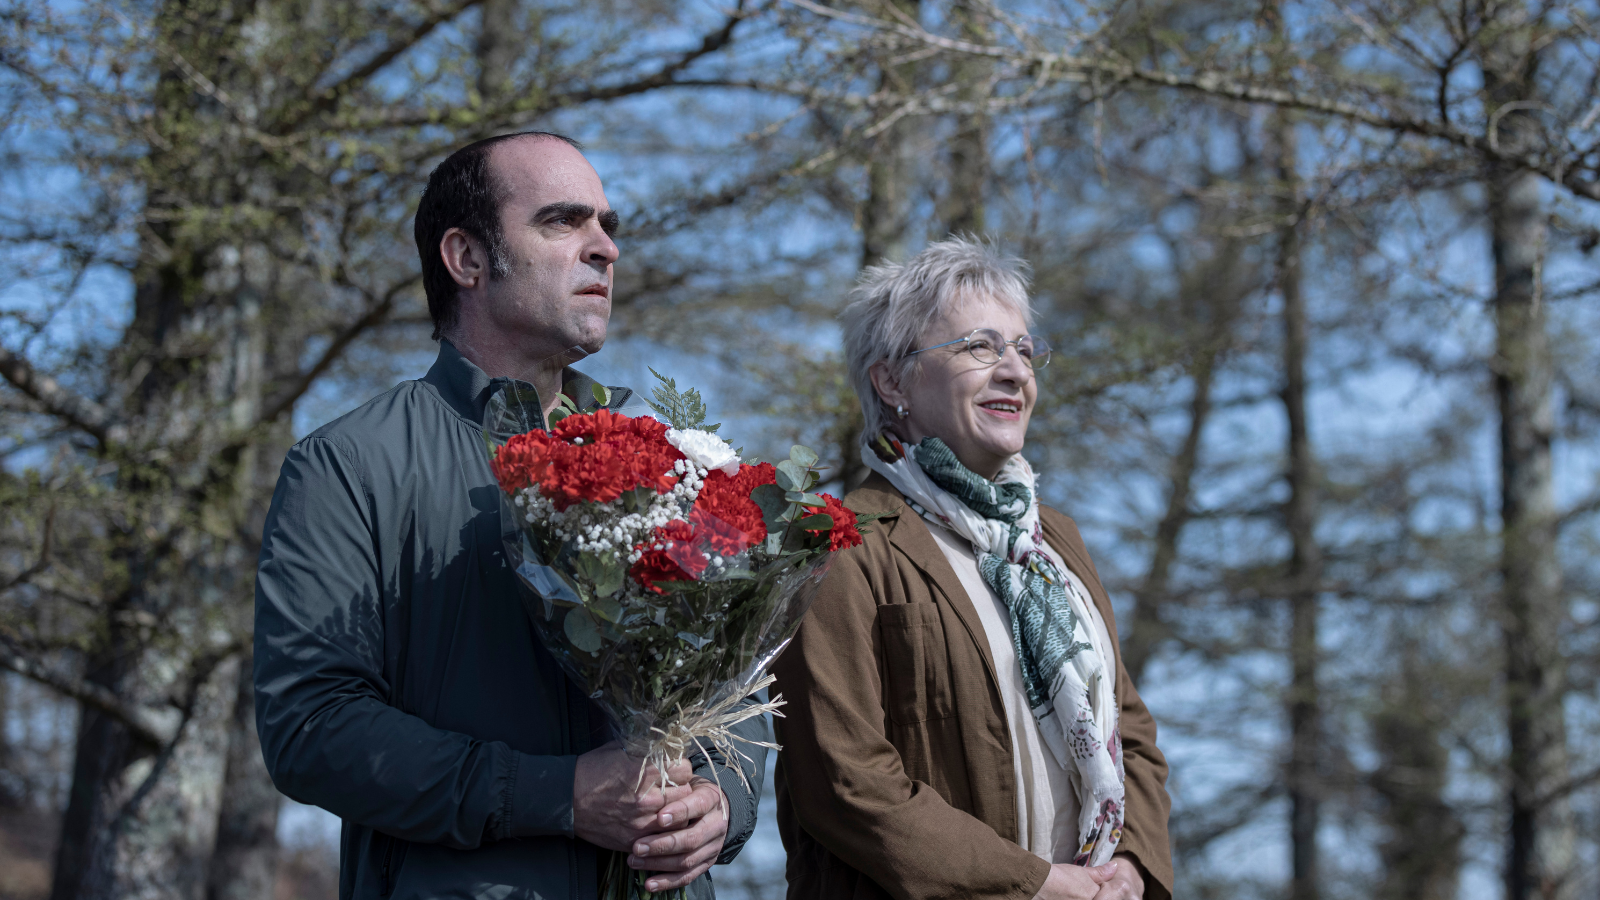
left=254, top=131, right=764, bottom=900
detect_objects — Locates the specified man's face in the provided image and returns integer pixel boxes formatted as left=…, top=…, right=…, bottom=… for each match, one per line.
left=478, top=138, right=619, bottom=372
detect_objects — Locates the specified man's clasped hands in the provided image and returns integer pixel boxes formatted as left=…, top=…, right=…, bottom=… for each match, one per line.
left=573, top=742, right=729, bottom=894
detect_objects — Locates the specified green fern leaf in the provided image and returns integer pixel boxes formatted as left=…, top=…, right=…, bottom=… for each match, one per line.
left=644, top=367, right=720, bottom=433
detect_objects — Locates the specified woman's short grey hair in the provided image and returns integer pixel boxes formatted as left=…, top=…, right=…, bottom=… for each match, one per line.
left=841, top=236, right=1035, bottom=441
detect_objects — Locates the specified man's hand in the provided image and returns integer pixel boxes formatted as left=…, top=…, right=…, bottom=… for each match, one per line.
left=572, top=743, right=694, bottom=853
left=1031, top=862, right=1117, bottom=900
left=1091, top=856, right=1145, bottom=900
left=625, top=776, right=729, bottom=892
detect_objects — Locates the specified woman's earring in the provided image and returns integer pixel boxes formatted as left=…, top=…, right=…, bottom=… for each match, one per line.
left=895, top=404, right=908, bottom=419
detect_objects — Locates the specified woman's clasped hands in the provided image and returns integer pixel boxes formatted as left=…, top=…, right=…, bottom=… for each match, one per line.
left=1033, top=856, right=1145, bottom=900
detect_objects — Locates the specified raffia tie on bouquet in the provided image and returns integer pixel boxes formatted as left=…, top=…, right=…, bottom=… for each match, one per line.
left=630, top=673, right=784, bottom=814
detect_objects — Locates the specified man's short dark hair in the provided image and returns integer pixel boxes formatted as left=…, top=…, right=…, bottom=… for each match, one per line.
left=414, top=131, right=584, bottom=340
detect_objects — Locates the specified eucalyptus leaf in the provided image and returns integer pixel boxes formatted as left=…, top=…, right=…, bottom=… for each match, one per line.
left=786, top=491, right=827, bottom=507
left=750, top=483, right=789, bottom=531
left=589, top=595, right=624, bottom=623
left=774, top=460, right=806, bottom=492
left=546, top=407, right=571, bottom=426
left=677, top=631, right=712, bottom=650
left=620, top=487, right=653, bottom=514
left=563, top=608, right=603, bottom=653
left=798, top=513, right=835, bottom=530
left=593, top=563, right=625, bottom=598
left=570, top=553, right=626, bottom=599
left=788, top=444, right=819, bottom=468
left=591, top=382, right=611, bottom=407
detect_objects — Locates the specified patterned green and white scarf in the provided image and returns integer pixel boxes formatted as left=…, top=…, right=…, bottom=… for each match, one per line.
left=863, top=433, right=1126, bottom=866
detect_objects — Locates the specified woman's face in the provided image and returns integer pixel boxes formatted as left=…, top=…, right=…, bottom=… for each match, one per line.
left=886, top=294, right=1037, bottom=480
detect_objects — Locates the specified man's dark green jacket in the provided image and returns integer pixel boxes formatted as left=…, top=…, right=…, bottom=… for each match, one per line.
left=254, top=340, right=765, bottom=900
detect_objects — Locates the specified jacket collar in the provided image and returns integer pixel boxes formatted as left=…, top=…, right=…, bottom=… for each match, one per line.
left=851, top=471, right=1124, bottom=686
left=422, top=339, right=634, bottom=428
left=424, top=339, right=499, bottom=424
left=851, top=472, right=1004, bottom=689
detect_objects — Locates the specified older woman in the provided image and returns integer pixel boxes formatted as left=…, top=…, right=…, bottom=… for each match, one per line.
left=772, top=237, right=1172, bottom=900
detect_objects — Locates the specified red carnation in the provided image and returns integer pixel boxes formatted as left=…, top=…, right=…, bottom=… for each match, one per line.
left=491, top=430, right=562, bottom=495
left=690, top=462, right=775, bottom=556
left=493, top=410, right=684, bottom=511
left=729, top=461, right=778, bottom=494
left=805, top=493, right=862, bottom=551
left=630, top=520, right=708, bottom=593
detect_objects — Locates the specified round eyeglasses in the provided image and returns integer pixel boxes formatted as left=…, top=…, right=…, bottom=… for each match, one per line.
left=907, top=328, right=1051, bottom=370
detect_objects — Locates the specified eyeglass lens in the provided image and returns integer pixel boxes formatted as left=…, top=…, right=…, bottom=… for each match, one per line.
left=967, top=329, right=1051, bottom=369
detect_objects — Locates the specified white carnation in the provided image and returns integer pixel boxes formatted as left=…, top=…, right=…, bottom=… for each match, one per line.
left=666, top=428, right=740, bottom=476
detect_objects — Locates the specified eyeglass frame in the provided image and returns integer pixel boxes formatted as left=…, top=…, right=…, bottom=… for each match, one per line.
left=905, top=327, right=1052, bottom=370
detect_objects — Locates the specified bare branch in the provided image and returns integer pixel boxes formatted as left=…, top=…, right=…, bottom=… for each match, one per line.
left=558, top=1, right=748, bottom=105
left=274, top=0, right=485, bottom=134
left=0, top=501, right=54, bottom=595
left=778, top=0, right=1600, bottom=203
left=280, top=0, right=749, bottom=137
left=257, top=276, right=418, bottom=425
left=0, top=644, right=177, bottom=746
left=1557, top=490, right=1600, bottom=529
left=1534, top=763, right=1600, bottom=808
left=339, top=4, right=752, bottom=133
left=0, top=346, right=125, bottom=446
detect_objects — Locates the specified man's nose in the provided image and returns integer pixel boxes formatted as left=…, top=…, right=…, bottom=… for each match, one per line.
left=585, top=222, right=619, bottom=267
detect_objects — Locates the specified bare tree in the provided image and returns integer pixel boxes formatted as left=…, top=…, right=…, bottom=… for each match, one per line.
left=0, top=1, right=755, bottom=896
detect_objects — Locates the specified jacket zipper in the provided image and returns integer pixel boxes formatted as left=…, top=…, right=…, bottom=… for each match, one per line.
left=378, top=836, right=396, bottom=897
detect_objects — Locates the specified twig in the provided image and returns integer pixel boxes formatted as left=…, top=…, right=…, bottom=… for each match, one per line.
left=0, top=644, right=177, bottom=746
left=0, top=347, right=126, bottom=446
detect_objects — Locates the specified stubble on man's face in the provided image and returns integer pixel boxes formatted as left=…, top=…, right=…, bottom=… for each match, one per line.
left=481, top=138, right=618, bottom=366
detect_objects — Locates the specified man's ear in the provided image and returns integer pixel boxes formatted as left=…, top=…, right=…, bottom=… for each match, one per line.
left=868, top=361, right=908, bottom=410
left=441, top=227, right=487, bottom=291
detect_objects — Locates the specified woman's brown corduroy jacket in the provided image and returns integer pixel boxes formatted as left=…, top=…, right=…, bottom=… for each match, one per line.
left=771, top=473, right=1173, bottom=900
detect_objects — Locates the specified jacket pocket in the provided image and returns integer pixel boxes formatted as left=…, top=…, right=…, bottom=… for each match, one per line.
left=876, top=601, right=956, bottom=724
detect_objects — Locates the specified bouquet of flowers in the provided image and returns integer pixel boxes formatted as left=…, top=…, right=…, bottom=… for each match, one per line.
left=485, top=372, right=863, bottom=899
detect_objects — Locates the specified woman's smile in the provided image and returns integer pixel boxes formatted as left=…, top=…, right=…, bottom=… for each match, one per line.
left=978, top=398, right=1023, bottom=420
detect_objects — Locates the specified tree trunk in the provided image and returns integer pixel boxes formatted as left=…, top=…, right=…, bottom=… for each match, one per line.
left=1275, top=110, right=1322, bottom=900
left=861, top=127, right=913, bottom=269
left=1373, top=653, right=1462, bottom=900
left=1123, top=343, right=1216, bottom=683
left=116, top=658, right=238, bottom=900
left=860, top=0, right=919, bottom=272
left=50, top=0, right=273, bottom=879
left=848, top=0, right=921, bottom=488
left=0, top=671, right=19, bottom=808
left=205, top=651, right=280, bottom=900
left=204, top=314, right=293, bottom=900
left=476, top=0, right=518, bottom=100
left=51, top=602, right=145, bottom=900
left=1492, top=162, right=1576, bottom=900
left=938, top=1, right=987, bottom=237
left=860, top=0, right=921, bottom=269
left=942, top=116, right=986, bottom=236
